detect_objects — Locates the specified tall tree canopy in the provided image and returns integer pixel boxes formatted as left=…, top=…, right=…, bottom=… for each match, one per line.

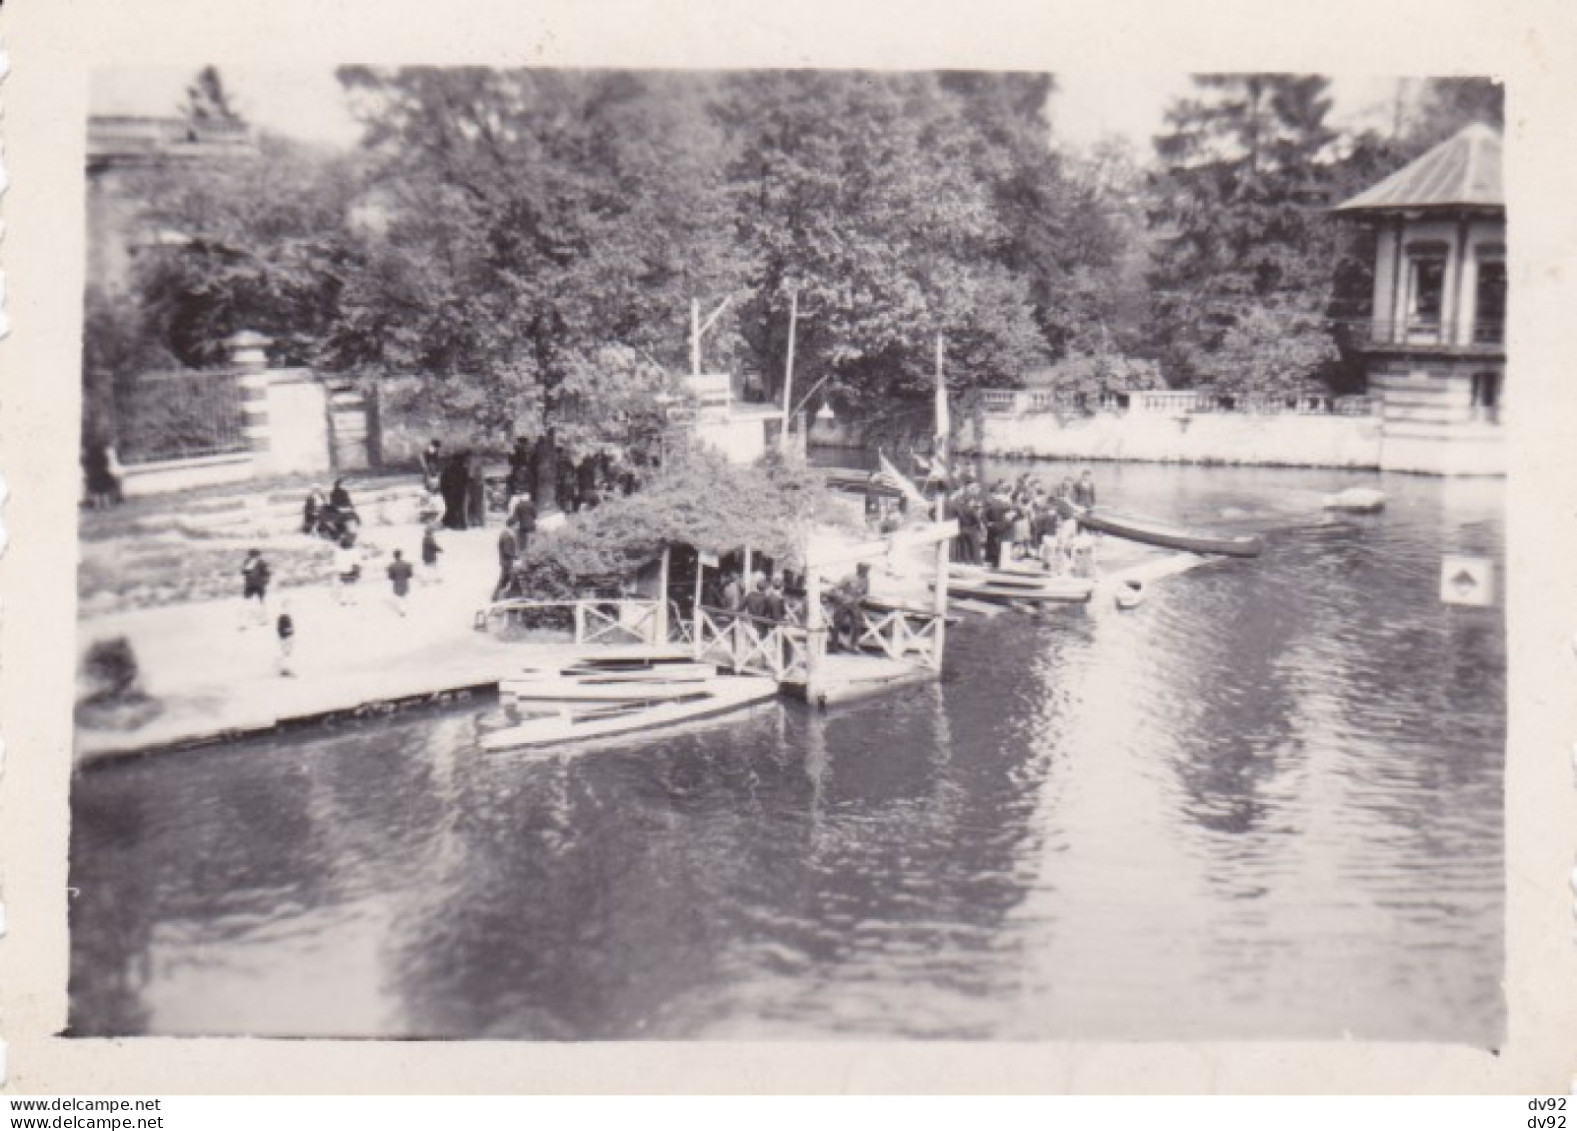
left=325, top=68, right=747, bottom=501
left=128, top=132, right=364, bottom=368
left=1146, top=74, right=1342, bottom=396
left=716, top=71, right=1053, bottom=418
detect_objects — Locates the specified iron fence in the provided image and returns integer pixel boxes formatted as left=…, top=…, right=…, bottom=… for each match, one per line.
left=113, top=368, right=249, bottom=465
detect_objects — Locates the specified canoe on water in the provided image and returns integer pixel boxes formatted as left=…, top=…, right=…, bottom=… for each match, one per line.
left=1114, top=579, right=1146, bottom=609
left=1054, top=499, right=1264, bottom=558
left=481, top=676, right=779, bottom=751
left=1322, top=487, right=1387, bottom=513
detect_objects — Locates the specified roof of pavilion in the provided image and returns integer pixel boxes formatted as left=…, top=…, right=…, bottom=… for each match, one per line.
left=1333, top=123, right=1503, bottom=214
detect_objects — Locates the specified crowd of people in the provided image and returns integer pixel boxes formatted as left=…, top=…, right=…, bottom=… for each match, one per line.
left=709, top=560, right=873, bottom=653
left=236, top=445, right=1104, bottom=678
left=944, top=468, right=1100, bottom=577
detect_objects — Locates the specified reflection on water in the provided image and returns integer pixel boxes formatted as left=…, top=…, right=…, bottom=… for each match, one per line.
left=69, top=465, right=1504, bottom=1043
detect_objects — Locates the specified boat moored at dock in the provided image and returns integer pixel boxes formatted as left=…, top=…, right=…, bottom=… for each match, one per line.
left=1053, top=499, right=1264, bottom=558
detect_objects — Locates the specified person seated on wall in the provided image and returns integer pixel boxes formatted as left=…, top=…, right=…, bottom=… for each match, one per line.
left=317, top=477, right=361, bottom=540
left=303, top=487, right=327, bottom=536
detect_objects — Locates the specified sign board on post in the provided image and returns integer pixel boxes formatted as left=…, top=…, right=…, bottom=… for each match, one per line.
left=697, top=551, right=720, bottom=569
left=1440, top=555, right=1495, bottom=607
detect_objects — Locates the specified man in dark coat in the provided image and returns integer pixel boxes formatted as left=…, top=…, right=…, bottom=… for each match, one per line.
left=419, top=439, right=443, bottom=492
left=493, top=524, right=519, bottom=600
left=983, top=486, right=1010, bottom=569
left=1073, top=470, right=1097, bottom=508
left=465, top=453, right=488, bottom=528
left=439, top=452, right=469, bottom=531
left=510, top=492, right=538, bottom=551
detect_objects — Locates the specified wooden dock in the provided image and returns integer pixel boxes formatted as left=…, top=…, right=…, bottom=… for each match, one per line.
left=781, top=652, right=938, bottom=707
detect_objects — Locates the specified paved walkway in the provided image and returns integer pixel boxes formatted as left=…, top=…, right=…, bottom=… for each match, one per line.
left=75, top=523, right=543, bottom=763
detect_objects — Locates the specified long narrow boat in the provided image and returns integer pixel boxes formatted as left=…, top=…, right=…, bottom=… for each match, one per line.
left=481, top=677, right=779, bottom=752
left=1053, top=499, right=1263, bottom=558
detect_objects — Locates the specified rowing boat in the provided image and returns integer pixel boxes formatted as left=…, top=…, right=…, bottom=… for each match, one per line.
left=502, top=676, right=719, bottom=702
left=1322, top=487, right=1386, bottom=513
left=1053, top=499, right=1263, bottom=558
left=1114, top=579, right=1146, bottom=609
left=511, top=661, right=717, bottom=683
left=481, top=676, right=779, bottom=751
left=942, top=571, right=1095, bottom=604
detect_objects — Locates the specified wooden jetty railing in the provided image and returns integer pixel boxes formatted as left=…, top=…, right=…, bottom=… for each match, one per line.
left=693, top=597, right=945, bottom=682
left=853, top=599, right=944, bottom=669
left=475, top=597, right=667, bottom=647
left=693, top=605, right=816, bottom=683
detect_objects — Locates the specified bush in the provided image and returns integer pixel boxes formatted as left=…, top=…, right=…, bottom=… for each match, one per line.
left=82, top=637, right=144, bottom=703
left=77, top=636, right=164, bottom=731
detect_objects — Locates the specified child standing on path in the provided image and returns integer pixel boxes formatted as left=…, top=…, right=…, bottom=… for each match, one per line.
left=387, top=550, right=415, bottom=617
left=421, top=524, right=444, bottom=584
left=334, top=533, right=361, bottom=606
left=240, top=548, right=271, bottom=629
left=276, top=601, right=296, bottom=677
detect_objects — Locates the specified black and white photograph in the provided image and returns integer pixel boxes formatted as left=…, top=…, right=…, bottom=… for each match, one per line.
left=4, top=0, right=1575, bottom=1099
left=65, top=61, right=1510, bottom=1045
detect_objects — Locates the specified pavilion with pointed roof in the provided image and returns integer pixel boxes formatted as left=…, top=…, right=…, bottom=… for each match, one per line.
left=1332, top=123, right=1506, bottom=475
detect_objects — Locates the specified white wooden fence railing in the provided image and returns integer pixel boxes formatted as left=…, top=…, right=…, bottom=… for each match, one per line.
left=475, top=597, right=662, bottom=646
left=694, top=606, right=814, bottom=683
left=853, top=600, right=945, bottom=670
left=980, top=389, right=1380, bottom=417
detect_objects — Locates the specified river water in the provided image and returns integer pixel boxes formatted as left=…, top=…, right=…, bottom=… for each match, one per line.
left=69, top=463, right=1505, bottom=1043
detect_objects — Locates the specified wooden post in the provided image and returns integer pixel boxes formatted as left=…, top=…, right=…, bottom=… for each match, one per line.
left=690, top=299, right=701, bottom=376
left=780, top=288, right=799, bottom=450
left=656, top=545, right=671, bottom=645
left=692, top=553, right=707, bottom=660
left=931, top=333, right=949, bottom=672
left=931, top=518, right=949, bottom=672
left=805, top=566, right=825, bottom=703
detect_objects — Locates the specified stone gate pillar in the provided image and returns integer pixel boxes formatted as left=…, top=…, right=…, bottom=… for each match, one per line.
left=228, top=330, right=273, bottom=473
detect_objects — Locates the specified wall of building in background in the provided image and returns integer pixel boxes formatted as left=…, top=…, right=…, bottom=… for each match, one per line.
left=960, top=407, right=1385, bottom=469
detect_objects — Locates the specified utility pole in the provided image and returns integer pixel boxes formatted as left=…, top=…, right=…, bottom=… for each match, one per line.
left=690, top=299, right=701, bottom=376
left=780, top=287, right=800, bottom=448
left=690, top=295, right=733, bottom=378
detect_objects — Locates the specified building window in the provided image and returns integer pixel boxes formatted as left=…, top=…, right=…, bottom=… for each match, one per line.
left=1473, top=259, right=1506, bottom=344
left=1407, top=251, right=1448, bottom=333
left=1470, top=371, right=1500, bottom=424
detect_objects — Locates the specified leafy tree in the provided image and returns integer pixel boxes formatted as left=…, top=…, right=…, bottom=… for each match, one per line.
left=327, top=67, right=746, bottom=505
left=1407, top=77, right=1503, bottom=149
left=1147, top=74, right=1343, bottom=394
left=127, top=131, right=364, bottom=367
left=514, top=442, right=850, bottom=596
left=717, top=71, right=1050, bottom=420
left=81, top=284, right=179, bottom=448
left=183, top=65, right=243, bottom=124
